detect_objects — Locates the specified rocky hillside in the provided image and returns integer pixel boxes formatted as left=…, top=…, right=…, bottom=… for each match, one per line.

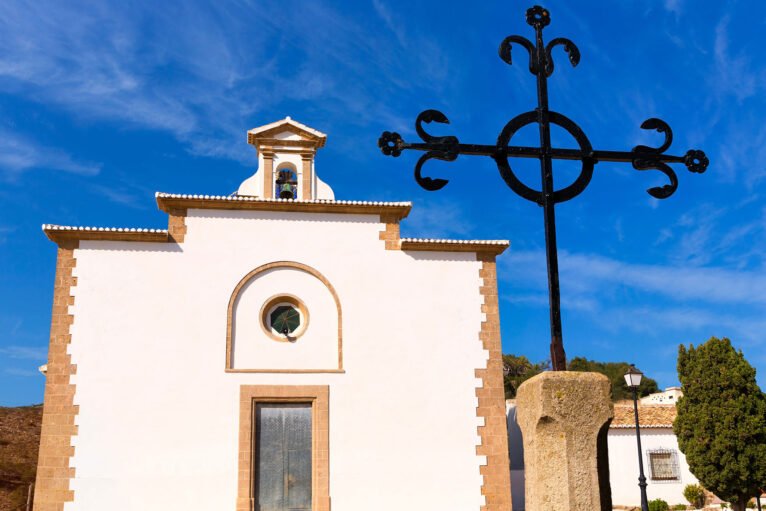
left=0, top=405, right=42, bottom=511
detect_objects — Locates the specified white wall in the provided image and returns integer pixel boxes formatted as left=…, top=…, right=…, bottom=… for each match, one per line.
left=231, top=266, right=339, bottom=370
left=64, top=208, right=490, bottom=511
left=640, top=388, right=683, bottom=405
left=608, top=429, right=699, bottom=508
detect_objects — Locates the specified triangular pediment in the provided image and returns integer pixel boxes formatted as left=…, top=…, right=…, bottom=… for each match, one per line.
left=241, top=117, right=332, bottom=200
left=247, top=117, right=327, bottom=148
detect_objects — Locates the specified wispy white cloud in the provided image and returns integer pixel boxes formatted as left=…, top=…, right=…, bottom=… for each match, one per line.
left=654, top=202, right=766, bottom=268
left=0, top=129, right=100, bottom=179
left=663, top=0, right=682, bottom=16
left=614, top=217, right=625, bottom=243
left=0, top=1, right=252, bottom=162
left=503, top=291, right=599, bottom=313
left=715, top=118, right=766, bottom=186
left=670, top=206, right=723, bottom=266
left=598, top=304, right=766, bottom=349
left=500, top=248, right=766, bottom=351
left=401, top=198, right=475, bottom=239
left=710, top=15, right=762, bottom=102
left=0, top=345, right=48, bottom=360
left=88, top=183, right=148, bottom=209
left=372, top=0, right=408, bottom=48
left=502, top=249, right=766, bottom=307
left=0, top=1, right=450, bottom=165
left=3, top=367, right=43, bottom=377
left=670, top=13, right=766, bottom=187
left=0, top=226, right=14, bottom=244
left=503, top=293, right=549, bottom=307
left=617, top=89, right=659, bottom=129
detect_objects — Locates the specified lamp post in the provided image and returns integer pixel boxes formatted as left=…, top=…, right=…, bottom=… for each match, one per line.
left=625, top=365, right=649, bottom=511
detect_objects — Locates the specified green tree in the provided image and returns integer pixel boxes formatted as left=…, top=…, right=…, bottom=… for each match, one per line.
left=675, top=337, right=766, bottom=511
left=502, top=354, right=549, bottom=398
left=567, top=357, right=659, bottom=400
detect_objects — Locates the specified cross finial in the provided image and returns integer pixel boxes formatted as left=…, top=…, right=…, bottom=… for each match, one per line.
left=377, top=6, right=708, bottom=371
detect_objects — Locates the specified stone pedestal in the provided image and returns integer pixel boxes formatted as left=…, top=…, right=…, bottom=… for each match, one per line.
left=516, top=371, right=614, bottom=511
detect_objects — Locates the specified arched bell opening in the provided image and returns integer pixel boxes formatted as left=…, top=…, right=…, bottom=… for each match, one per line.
left=275, top=164, right=298, bottom=199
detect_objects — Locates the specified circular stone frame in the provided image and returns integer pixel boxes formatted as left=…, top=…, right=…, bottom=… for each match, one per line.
left=259, top=294, right=310, bottom=342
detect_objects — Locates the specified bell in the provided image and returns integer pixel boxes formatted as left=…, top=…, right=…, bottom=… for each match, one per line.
left=279, top=183, right=295, bottom=199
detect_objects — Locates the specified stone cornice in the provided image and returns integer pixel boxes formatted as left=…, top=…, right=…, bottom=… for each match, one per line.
left=155, top=192, right=412, bottom=220
left=253, top=139, right=320, bottom=150
left=247, top=118, right=327, bottom=149
left=400, top=238, right=510, bottom=256
left=43, top=225, right=170, bottom=245
left=43, top=195, right=513, bottom=257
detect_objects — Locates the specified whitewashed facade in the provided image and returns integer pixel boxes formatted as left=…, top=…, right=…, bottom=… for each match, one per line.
left=608, top=428, right=699, bottom=507
left=640, top=387, right=683, bottom=405
left=34, top=119, right=513, bottom=511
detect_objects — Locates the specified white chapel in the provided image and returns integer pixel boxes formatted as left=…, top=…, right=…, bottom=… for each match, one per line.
left=34, top=118, right=513, bottom=511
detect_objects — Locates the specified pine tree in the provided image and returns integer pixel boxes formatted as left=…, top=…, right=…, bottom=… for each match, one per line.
left=502, top=354, right=549, bottom=398
left=675, top=337, right=766, bottom=511
left=568, top=357, right=659, bottom=400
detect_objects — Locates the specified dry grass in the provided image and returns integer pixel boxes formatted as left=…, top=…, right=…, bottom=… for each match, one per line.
left=0, top=405, right=42, bottom=511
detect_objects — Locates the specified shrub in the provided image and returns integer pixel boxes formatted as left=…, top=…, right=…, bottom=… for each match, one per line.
left=672, top=505, right=688, bottom=510
left=746, top=499, right=756, bottom=509
left=683, top=484, right=706, bottom=508
left=649, top=499, right=670, bottom=511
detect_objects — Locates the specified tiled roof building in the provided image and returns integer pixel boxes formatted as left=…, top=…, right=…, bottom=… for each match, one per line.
left=611, top=403, right=677, bottom=429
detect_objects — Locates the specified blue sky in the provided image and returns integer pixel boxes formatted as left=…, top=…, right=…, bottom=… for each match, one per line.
left=1, top=0, right=765, bottom=405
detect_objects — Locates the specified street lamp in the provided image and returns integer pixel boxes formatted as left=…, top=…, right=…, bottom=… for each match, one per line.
left=625, top=364, right=649, bottom=511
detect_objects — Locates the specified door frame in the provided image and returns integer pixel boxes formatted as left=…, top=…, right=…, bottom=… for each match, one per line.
left=237, top=385, right=330, bottom=511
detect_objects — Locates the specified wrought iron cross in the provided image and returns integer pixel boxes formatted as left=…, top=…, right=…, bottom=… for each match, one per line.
left=378, top=5, right=708, bottom=371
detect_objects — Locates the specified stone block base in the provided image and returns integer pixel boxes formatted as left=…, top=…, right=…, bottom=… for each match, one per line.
left=516, top=371, right=614, bottom=511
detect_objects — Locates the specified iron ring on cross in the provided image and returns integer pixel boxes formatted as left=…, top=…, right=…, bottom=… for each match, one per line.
left=493, top=111, right=594, bottom=205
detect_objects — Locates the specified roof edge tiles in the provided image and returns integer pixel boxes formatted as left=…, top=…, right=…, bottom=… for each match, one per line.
left=400, top=238, right=510, bottom=256
left=155, top=192, right=412, bottom=220
left=42, top=224, right=169, bottom=244
left=610, top=404, right=677, bottom=429
left=42, top=197, right=510, bottom=255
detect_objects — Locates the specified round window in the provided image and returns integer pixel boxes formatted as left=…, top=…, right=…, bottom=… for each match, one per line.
left=260, top=295, right=309, bottom=341
left=270, top=304, right=300, bottom=335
